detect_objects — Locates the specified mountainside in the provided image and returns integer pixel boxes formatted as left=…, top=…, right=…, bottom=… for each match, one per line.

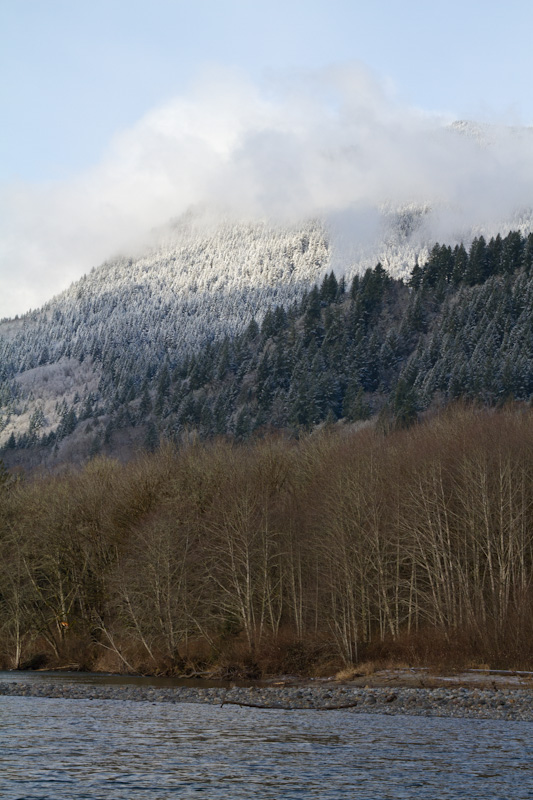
left=2, top=205, right=533, bottom=468
left=99, top=229, right=533, bottom=446
left=0, top=218, right=329, bottom=460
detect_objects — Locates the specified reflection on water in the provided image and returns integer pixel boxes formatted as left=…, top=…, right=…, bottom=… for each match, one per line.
left=0, top=697, right=532, bottom=799
left=0, top=669, right=260, bottom=688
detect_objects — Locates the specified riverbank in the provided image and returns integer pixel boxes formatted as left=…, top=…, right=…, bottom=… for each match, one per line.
left=1, top=677, right=533, bottom=721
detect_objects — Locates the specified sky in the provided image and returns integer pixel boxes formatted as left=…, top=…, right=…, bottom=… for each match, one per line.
left=2, top=0, right=533, bottom=318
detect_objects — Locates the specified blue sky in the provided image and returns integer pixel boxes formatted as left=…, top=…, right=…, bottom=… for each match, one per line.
left=2, top=0, right=532, bottom=184
left=2, top=0, right=533, bottom=318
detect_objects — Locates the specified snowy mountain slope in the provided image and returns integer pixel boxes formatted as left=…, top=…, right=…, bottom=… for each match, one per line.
left=0, top=218, right=329, bottom=452
left=1, top=201, right=533, bottom=462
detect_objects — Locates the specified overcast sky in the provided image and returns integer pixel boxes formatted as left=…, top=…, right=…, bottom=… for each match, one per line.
left=2, top=0, right=533, bottom=318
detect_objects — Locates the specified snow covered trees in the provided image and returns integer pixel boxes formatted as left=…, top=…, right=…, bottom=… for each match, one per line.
left=3, top=222, right=533, bottom=464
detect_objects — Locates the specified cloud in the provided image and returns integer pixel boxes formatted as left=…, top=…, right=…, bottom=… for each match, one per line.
left=2, top=63, right=533, bottom=319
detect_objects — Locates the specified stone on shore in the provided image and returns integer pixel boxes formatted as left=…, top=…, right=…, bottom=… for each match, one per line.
left=0, top=681, right=532, bottom=721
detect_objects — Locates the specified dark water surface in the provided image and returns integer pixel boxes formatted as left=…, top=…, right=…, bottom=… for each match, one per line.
left=1, top=696, right=532, bottom=799
left=0, top=669, right=257, bottom=688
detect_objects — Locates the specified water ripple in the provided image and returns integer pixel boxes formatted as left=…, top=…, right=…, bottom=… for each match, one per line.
left=0, top=697, right=532, bottom=798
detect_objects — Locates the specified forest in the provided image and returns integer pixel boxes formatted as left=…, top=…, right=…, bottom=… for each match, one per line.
left=153, top=229, right=533, bottom=441
left=4, top=228, right=533, bottom=462
left=3, top=228, right=533, bottom=674
left=2, top=404, right=533, bottom=675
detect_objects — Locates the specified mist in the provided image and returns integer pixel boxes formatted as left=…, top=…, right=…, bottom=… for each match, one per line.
left=2, top=63, right=533, bottom=320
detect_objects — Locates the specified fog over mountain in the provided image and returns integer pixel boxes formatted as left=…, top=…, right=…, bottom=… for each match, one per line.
left=2, top=64, right=533, bottom=320
left=2, top=65, right=533, bottom=467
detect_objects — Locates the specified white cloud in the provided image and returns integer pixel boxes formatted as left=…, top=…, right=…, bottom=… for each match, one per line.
left=2, top=63, right=533, bottom=319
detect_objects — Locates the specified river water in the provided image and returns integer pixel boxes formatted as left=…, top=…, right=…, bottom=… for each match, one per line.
left=1, top=694, right=532, bottom=799
left=0, top=669, right=258, bottom=688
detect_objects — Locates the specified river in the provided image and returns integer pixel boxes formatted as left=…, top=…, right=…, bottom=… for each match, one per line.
left=1, top=693, right=532, bottom=798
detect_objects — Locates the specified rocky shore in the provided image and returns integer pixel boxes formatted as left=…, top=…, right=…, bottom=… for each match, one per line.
left=1, top=679, right=533, bottom=721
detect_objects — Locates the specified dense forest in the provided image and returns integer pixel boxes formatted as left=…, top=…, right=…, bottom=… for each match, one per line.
left=2, top=406, right=533, bottom=675
left=3, top=228, right=533, bottom=463
left=145, top=229, right=533, bottom=442
left=3, top=228, right=533, bottom=675
left=0, top=219, right=331, bottom=460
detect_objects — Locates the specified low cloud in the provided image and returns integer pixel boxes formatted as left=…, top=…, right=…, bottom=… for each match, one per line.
left=2, top=64, right=533, bottom=319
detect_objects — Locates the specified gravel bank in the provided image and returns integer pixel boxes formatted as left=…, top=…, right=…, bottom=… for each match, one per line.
left=1, top=680, right=532, bottom=721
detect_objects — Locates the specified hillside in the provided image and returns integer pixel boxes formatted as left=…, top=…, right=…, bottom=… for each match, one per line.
left=117, top=228, right=533, bottom=444
left=0, top=217, right=329, bottom=462
left=2, top=206, right=533, bottom=467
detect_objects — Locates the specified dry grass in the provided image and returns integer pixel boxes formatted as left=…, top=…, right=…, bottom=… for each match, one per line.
left=465, top=662, right=492, bottom=672
left=335, top=661, right=378, bottom=681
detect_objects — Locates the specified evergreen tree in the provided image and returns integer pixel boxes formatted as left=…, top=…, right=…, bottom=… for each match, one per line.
left=144, top=420, right=159, bottom=452
left=451, top=243, right=468, bottom=285
left=303, top=286, right=323, bottom=346
left=139, top=388, right=152, bottom=418
left=390, top=376, right=418, bottom=428
left=319, top=271, right=338, bottom=304
left=342, top=381, right=370, bottom=421
left=465, top=236, right=488, bottom=285
left=234, top=407, right=252, bottom=440
left=244, top=317, right=260, bottom=342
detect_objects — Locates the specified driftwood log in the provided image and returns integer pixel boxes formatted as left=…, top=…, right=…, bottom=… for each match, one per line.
left=220, top=699, right=360, bottom=711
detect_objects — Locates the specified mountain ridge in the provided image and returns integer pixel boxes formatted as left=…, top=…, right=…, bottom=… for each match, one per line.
left=2, top=201, right=533, bottom=467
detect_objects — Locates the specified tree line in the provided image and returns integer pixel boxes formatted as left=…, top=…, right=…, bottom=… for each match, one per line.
left=110, top=228, right=533, bottom=446
left=2, top=404, right=533, bottom=674
left=4, top=228, right=533, bottom=464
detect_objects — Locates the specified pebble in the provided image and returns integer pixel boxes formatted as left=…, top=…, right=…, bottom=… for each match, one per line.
left=0, top=681, right=532, bottom=721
